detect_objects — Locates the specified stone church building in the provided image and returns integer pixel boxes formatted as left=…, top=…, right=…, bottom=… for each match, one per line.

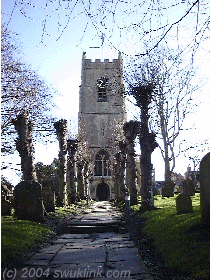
left=78, top=52, right=127, bottom=201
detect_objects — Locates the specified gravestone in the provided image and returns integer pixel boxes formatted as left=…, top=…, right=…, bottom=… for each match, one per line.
left=162, top=181, right=175, bottom=197
left=200, top=152, right=210, bottom=226
left=14, top=181, right=44, bottom=221
left=183, top=178, right=195, bottom=196
left=1, top=183, right=12, bottom=215
left=176, top=193, right=193, bottom=215
left=1, top=199, right=12, bottom=216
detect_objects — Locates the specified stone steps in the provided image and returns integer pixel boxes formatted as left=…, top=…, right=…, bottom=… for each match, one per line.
left=62, top=224, right=121, bottom=234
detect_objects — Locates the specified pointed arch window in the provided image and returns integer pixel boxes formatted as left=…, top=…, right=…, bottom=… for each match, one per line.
left=94, top=149, right=111, bottom=176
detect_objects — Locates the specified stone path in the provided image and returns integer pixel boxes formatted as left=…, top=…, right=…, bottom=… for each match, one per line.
left=16, top=202, right=154, bottom=280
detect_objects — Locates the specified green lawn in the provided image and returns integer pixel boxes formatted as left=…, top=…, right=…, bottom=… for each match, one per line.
left=1, top=216, right=50, bottom=264
left=50, top=200, right=92, bottom=218
left=1, top=202, right=91, bottom=264
left=133, top=194, right=210, bottom=279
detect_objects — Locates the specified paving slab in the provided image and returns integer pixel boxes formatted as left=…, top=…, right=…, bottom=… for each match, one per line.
left=16, top=201, right=153, bottom=279
left=39, top=244, right=64, bottom=253
left=51, top=244, right=106, bottom=265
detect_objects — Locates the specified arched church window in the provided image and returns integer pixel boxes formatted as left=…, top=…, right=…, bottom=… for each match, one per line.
left=94, top=149, right=111, bottom=176
left=97, top=77, right=108, bottom=102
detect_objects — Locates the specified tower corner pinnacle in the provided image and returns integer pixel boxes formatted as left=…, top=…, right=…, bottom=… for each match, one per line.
left=82, top=51, right=86, bottom=60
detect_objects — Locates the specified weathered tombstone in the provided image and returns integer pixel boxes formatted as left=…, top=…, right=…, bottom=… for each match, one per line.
left=1, top=193, right=12, bottom=216
left=183, top=178, right=195, bottom=196
left=42, top=183, right=55, bottom=213
left=1, top=200, right=12, bottom=216
left=14, top=181, right=44, bottom=221
left=200, top=152, right=210, bottom=226
left=162, top=181, right=175, bottom=197
left=1, top=183, right=12, bottom=216
left=176, top=193, right=193, bottom=215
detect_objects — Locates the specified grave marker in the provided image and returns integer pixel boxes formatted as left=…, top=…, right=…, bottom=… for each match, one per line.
left=14, top=181, right=44, bottom=221
left=183, top=178, right=195, bottom=196
left=200, top=152, right=210, bottom=226
left=176, top=193, right=193, bottom=215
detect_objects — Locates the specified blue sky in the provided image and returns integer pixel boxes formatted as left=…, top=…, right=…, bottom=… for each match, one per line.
left=1, top=0, right=210, bottom=184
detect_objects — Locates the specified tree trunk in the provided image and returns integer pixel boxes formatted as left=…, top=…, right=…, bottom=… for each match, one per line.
left=158, top=94, right=174, bottom=197
left=83, top=162, right=89, bottom=198
left=54, top=119, right=68, bottom=207
left=164, top=142, right=172, bottom=183
left=76, top=162, right=85, bottom=200
left=12, top=112, right=44, bottom=221
left=118, top=141, right=127, bottom=201
left=114, top=150, right=126, bottom=201
left=12, top=112, right=37, bottom=181
left=123, top=121, right=140, bottom=206
left=139, top=105, right=154, bottom=211
left=132, top=85, right=158, bottom=212
left=162, top=135, right=174, bottom=197
left=67, top=140, right=77, bottom=204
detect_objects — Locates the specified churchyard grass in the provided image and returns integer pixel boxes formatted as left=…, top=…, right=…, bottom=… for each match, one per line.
left=50, top=200, right=93, bottom=218
left=1, top=200, right=94, bottom=264
left=1, top=216, right=50, bottom=263
left=132, top=194, right=210, bottom=279
left=50, top=204, right=78, bottom=218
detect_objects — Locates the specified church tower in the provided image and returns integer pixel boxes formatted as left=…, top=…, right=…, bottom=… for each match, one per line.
left=78, top=52, right=126, bottom=200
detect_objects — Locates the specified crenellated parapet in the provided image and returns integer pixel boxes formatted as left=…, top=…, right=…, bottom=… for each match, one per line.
left=83, top=58, right=121, bottom=68
left=81, top=51, right=123, bottom=66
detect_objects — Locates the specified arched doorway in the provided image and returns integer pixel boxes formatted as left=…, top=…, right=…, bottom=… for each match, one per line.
left=96, top=182, right=110, bottom=201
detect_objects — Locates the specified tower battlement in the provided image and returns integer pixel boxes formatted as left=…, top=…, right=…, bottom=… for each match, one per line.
left=82, top=52, right=123, bottom=69
left=84, top=58, right=119, bottom=63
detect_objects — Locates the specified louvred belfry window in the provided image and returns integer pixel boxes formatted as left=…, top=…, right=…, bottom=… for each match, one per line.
left=97, top=77, right=108, bottom=102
